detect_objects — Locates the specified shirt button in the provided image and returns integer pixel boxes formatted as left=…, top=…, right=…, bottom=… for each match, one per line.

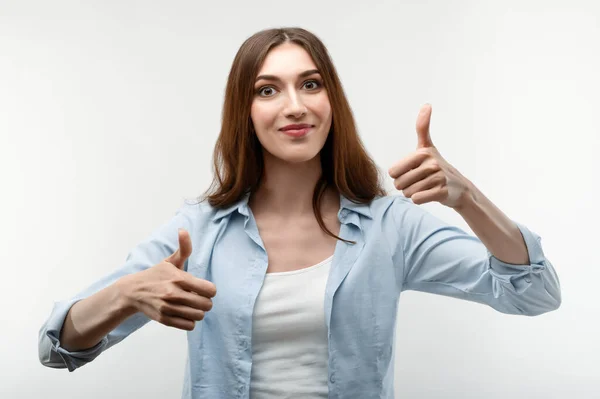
left=329, top=373, right=335, bottom=383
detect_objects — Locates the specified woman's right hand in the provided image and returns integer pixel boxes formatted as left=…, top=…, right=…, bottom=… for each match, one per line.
left=117, top=228, right=217, bottom=331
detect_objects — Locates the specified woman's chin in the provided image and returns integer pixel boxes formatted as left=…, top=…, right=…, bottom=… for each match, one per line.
left=271, top=150, right=321, bottom=165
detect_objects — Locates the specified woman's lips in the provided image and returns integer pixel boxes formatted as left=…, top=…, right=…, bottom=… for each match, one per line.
left=280, top=127, right=312, bottom=138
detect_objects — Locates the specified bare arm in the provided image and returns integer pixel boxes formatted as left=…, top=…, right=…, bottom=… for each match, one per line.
left=454, top=181, right=529, bottom=265
left=59, top=278, right=136, bottom=352
left=56, top=229, right=215, bottom=352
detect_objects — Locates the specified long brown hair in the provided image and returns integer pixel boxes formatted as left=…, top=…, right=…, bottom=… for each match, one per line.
left=198, top=27, right=388, bottom=244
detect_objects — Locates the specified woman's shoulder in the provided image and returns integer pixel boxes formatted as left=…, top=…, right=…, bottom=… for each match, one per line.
left=361, top=194, right=436, bottom=230
left=365, top=193, right=415, bottom=215
left=179, top=197, right=219, bottom=221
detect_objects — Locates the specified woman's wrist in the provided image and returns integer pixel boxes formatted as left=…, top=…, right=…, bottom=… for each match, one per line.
left=115, top=275, right=140, bottom=317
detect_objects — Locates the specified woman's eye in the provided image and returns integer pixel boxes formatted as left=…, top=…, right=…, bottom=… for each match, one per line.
left=257, top=86, right=276, bottom=97
left=256, top=80, right=321, bottom=97
left=303, top=80, right=321, bottom=90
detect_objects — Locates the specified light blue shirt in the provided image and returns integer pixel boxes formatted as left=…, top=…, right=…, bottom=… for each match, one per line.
left=38, top=193, right=561, bottom=398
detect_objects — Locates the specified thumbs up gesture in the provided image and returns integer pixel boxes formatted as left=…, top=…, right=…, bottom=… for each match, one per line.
left=164, top=228, right=194, bottom=270
left=119, top=229, right=217, bottom=331
left=388, top=104, right=472, bottom=209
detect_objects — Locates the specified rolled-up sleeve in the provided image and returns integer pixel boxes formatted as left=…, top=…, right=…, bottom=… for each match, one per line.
left=394, top=197, right=561, bottom=316
left=38, top=203, right=196, bottom=371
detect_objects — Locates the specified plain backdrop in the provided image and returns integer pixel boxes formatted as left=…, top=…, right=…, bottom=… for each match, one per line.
left=1, top=0, right=599, bottom=398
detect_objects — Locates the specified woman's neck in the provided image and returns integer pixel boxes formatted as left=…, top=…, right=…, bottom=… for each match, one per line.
left=249, top=155, right=338, bottom=218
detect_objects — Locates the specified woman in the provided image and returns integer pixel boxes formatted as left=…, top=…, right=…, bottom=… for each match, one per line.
left=38, top=27, right=561, bottom=398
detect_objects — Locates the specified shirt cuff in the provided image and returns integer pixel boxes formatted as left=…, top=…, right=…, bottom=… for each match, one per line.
left=42, top=299, right=109, bottom=372
left=487, top=222, right=547, bottom=296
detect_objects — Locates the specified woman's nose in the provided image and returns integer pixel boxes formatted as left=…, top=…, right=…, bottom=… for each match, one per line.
left=283, top=92, right=308, bottom=118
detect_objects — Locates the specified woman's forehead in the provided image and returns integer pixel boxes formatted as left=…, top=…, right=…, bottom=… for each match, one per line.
left=256, top=42, right=317, bottom=77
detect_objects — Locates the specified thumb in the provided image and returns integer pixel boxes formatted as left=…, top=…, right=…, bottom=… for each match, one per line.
left=165, top=228, right=193, bottom=270
left=416, top=103, right=434, bottom=149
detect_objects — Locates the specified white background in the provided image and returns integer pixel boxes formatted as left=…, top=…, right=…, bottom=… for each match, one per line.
left=1, top=0, right=599, bottom=398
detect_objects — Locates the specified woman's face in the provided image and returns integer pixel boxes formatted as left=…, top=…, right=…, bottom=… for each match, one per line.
left=250, top=42, right=332, bottom=165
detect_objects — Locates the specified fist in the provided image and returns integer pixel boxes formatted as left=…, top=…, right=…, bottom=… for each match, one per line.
left=388, top=104, right=471, bottom=209
left=120, top=229, right=217, bottom=331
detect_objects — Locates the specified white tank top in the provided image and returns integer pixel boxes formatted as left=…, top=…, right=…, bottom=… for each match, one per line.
left=249, top=255, right=333, bottom=398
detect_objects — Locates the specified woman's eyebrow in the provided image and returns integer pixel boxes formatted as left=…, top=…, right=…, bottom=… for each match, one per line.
left=255, top=69, right=321, bottom=83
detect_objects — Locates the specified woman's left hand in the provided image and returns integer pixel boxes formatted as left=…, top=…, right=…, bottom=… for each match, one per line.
left=388, top=104, right=473, bottom=209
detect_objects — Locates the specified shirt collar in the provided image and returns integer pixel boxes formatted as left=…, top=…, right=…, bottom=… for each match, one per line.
left=211, top=191, right=373, bottom=222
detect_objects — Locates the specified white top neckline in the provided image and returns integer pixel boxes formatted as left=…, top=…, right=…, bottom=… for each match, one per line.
left=265, top=254, right=334, bottom=277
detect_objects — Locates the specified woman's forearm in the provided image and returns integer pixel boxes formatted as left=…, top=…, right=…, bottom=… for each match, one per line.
left=59, top=278, right=137, bottom=352
left=454, top=182, right=530, bottom=265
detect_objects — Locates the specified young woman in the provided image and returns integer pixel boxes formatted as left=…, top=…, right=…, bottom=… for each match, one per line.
left=39, top=27, right=561, bottom=399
